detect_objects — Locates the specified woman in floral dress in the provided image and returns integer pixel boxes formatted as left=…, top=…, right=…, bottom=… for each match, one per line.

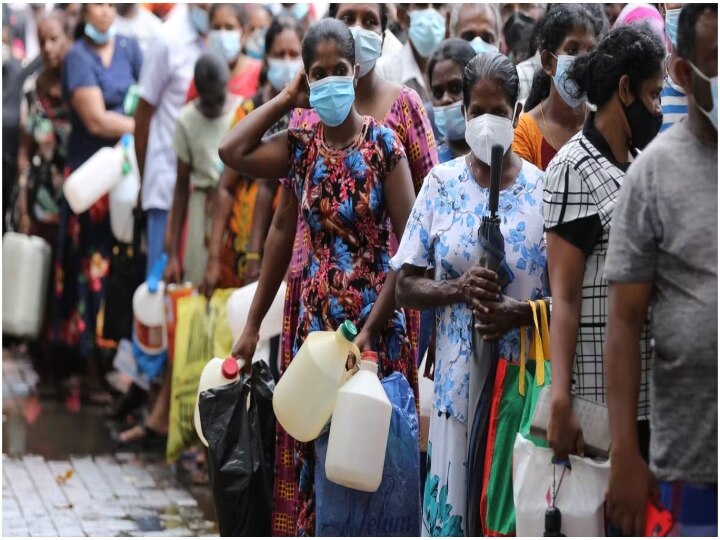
left=392, top=52, right=548, bottom=536
left=266, top=5, right=438, bottom=534
left=14, top=10, right=71, bottom=381
left=54, top=4, right=142, bottom=410
left=221, top=19, right=417, bottom=536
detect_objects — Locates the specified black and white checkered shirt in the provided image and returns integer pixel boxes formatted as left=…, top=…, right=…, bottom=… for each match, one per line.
left=543, top=119, right=650, bottom=419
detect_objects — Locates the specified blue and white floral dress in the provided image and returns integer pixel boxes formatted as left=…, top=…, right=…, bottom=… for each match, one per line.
left=391, top=155, right=547, bottom=536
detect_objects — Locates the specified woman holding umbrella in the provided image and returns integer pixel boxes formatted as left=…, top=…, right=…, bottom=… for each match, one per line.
left=392, top=52, right=548, bottom=537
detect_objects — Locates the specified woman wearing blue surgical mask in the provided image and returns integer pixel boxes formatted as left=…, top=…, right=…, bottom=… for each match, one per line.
left=393, top=51, right=547, bottom=537
left=281, top=2, right=314, bottom=31
left=220, top=18, right=418, bottom=537
left=57, top=2, right=142, bottom=410
left=428, top=38, right=475, bottom=162
left=514, top=4, right=602, bottom=170
left=236, top=6, right=440, bottom=535
left=187, top=3, right=262, bottom=101
left=242, top=4, right=272, bottom=60
left=375, top=3, right=449, bottom=104
left=202, top=16, right=304, bottom=297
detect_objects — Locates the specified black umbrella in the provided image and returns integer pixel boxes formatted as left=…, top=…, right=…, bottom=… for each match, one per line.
left=466, top=145, right=514, bottom=536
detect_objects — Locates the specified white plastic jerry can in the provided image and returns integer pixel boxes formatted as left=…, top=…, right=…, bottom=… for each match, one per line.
left=226, top=280, right=287, bottom=344
left=272, top=321, right=361, bottom=443
left=2, top=232, right=51, bottom=338
left=194, top=357, right=241, bottom=446
left=109, top=134, right=140, bottom=243
left=325, top=351, right=392, bottom=492
left=132, top=254, right=168, bottom=355
left=64, top=133, right=136, bottom=215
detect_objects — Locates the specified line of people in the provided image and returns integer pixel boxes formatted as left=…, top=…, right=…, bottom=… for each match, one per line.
left=4, top=2, right=717, bottom=538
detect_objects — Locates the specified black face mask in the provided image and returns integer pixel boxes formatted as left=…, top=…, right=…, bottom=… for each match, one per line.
left=624, top=98, right=663, bottom=149
left=503, top=12, right=535, bottom=63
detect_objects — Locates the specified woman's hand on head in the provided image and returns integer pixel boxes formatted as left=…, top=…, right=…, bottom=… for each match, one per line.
left=284, top=69, right=310, bottom=110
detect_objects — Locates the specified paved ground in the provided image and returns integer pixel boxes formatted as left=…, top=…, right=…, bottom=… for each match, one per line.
left=2, top=348, right=218, bottom=537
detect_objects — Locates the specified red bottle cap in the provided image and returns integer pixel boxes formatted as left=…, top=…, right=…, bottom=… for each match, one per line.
left=221, top=357, right=239, bottom=379
left=361, top=351, right=378, bottom=363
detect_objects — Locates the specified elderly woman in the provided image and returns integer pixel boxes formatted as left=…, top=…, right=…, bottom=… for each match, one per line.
left=393, top=52, right=548, bottom=536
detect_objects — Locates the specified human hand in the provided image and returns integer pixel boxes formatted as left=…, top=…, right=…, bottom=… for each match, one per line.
left=284, top=69, right=310, bottom=109
left=348, top=327, right=374, bottom=369
left=232, top=327, right=259, bottom=375
left=474, top=296, right=529, bottom=340
left=17, top=211, right=32, bottom=235
left=456, top=266, right=501, bottom=308
left=607, top=451, right=659, bottom=536
left=199, top=257, right=220, bottom=299
left=547, top=398, right=585, bottom=460
left=163, top=254, right=182, bottom=284
left=245, top=258, right=261, bottom=284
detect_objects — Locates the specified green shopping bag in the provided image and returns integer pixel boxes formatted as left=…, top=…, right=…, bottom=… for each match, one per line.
left=480, top=300, right=551, bottom=536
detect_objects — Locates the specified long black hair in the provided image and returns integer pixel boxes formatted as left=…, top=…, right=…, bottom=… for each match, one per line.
left=566, top=24, right=665, bottom=108
left=428, top=38, right=476, bottom=87
left=524, top=4, right=604, bottom=111
left=301, top=18, right=355, bottom=71
left=463, top=51, right=519, bottom=108
left=72, top=3, right=88, bottom=41
left=327, top=3, right=390, bottom=32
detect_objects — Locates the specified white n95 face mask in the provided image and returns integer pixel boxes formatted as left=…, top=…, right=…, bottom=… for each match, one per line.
left=465, top=114, right=514, bottom=165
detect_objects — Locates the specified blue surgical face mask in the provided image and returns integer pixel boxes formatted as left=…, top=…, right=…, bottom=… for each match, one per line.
left=267, top=57, right=303, bottom=91
left=434, top=101, right=466, bottom=141
left=84, top=22, right=117, bottom=45
left=189, top=5, right=209, bottom=35
left=209, top=29, right=241, bottom=62
left=552, top=53, right=586, bottom=109
left=689, top=61, right=718, bottom=131
left=289, top=3, right=309, bottom=21
left=408, top=8, right=446, bottom=58
left=308, top=75, right=356, bottom=127
left=245, top=28, right=266, bottom=60
left=469, top=36, right=498, bottom=56
left=350, top=26, right=383, bottom=78
left=665, top=7, right=681, bottom=49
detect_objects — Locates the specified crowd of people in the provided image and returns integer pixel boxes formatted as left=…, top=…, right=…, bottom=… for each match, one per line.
left=2, top=2, right=717, bottom=537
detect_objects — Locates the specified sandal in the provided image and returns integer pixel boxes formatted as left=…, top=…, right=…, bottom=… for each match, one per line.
left=116, top=423, right=167, bottom=450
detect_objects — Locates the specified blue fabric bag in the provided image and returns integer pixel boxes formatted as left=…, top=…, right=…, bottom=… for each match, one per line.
left=315, top=372, right=421, bottom=537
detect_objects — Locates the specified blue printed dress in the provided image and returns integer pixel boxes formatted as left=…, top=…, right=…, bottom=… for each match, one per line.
left=391, top=155, right=547, bottom=536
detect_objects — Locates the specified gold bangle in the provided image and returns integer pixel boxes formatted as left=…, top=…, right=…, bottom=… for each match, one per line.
left=246, top=252, right=262, bottom=261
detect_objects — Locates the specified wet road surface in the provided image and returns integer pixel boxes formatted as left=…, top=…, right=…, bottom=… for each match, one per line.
left=2, top=348, right=218, bottom=537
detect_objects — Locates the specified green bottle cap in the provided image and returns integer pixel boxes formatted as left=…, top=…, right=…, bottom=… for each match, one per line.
left=339, top=320, right=358, bottom=342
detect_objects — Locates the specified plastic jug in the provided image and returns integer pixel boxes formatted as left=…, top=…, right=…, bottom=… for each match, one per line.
left=226, top=280, right=287, bottom=343
left=109, top=136, right=140, bottom=243
left=132, top=254, right=168, bottom=355
left=325, top=351, right=392, bottom=492
left=194, top=357, right=241, bottom=446
left=2, top=232, right=51, bottom=338
left=272, top=321, right=361, bottom=442
left=64, top=133, right=136, bottom=215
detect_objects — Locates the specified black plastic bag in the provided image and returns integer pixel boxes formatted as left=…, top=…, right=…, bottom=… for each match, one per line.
left=199, top=360, right=276, bottom=537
